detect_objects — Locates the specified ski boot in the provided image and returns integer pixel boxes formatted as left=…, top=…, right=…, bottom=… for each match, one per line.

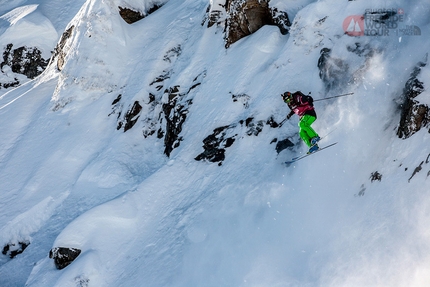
left=307, top=144, right=319, bottom=154
left=310, top=136, right=320, bottom=146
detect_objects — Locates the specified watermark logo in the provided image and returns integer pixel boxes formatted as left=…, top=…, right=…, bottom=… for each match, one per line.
left=343, top=15, right=364, bottom=36
left=343, top=8, right=421, bottom=37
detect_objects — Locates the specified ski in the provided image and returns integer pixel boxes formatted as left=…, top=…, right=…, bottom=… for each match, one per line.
left=285, top=142, right=338, bottom=165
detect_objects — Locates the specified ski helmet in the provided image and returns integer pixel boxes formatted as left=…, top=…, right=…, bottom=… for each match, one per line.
left=282, top=92, right=292, bottom=103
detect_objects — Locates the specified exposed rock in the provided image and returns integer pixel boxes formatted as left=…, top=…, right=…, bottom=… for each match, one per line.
left=408, top=161, right=424, bottom=183
left=118, top=4, right=163, bottom=24
left=370, top=171, right=382, bottom=182
left=266, top=116, right=279, bottom=128
left=274, top=138, right=294, bottom=154
left=241, top=117, right=264, bottom=136
left=123, top=101, right=143, bottom=132
left=196, top=115, right=288, bottom=164
left=231, top=92, right=250, bottom=108
left=49, top=247, right=82, bottom=270
left=346, top=42, right=376, bottom=58
left=0, top=78, right=20, bottom=89
left=163, top=45, right=182, bottom=63
left=163, top=86, right=186, bottom=156
left=0, top=43, right=49, bottom=87
left=51, top=25, right=75, bottom=71
left=2, top=241, right=30, bottom=259
left=112, top=70, right=205, bottom=157
left=203, top=3, right=224, bottom=28
left=271, top=7, right=291, bottom=35
left=397, top=57, right=429, bottom=139
left=195, top=125, right=237, bottom=165
left=75, top=277, right=90, bottom=287
left=225, top=0, right=290, bottom=48
left=119, top=7, right=145, bottom=24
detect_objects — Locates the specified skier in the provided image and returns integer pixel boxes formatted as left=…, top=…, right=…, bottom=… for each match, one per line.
left=281, top=91, right=320, bottom=153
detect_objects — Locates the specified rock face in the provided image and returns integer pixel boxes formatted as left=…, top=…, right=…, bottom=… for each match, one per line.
left=49, top=247, right=82, bottom=270
left=112, top=68, right=204, bottom=158
left=110, top=2, right=294, bottom=160
left=0, top=44, right=49, bottom=89
left=195, top=116, right=291, bottom=165
left=397, top=57, right=429, bottom=139
left=119, top=7, right=145, bottom=24
left=2, top=241, right=30, bottom=259
left=224, top=0, right=290, bottom=48
left=51, top=25, right=75, bottom=71
left=123, top=101, right=143, bottom=132
left=195, top=124, right=237, bottom=165
left=118, top=4, right=163, bottom=24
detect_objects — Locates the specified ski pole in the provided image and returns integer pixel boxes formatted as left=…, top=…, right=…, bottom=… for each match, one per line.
left=278, top=117, right=288, bottom=127
left=313, top=92, right=354, bottom=102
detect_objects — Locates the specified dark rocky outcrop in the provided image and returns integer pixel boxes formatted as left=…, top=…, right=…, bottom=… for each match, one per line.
left=225, top=0, right=290, bottom=48
left=408, top=161, right=424, bottom=182
left=118, top=4, right=163, bottom=24
left=162, top=85, right=192, bottom=157
left=241, top=117, right=264, bottom=136
left=0, top=43, right=49, bottom=89
left=370, top=171, right=382, bottom=182
left=195, top=116, right=290, bottom=165
left=2, top=241, right=30, bottom=259
left=119, top=7, right=145, bottom=24
left=203, top=3, right=224, bottom=28
left=0, top=78, right=20, bottom=89
left=123, top=101, right=143, bottom=132
left=112, top=70, right=206, bottom=157
left=49, top=247, right=81, bottom=270
left=397, top=57, right=429, bottom=139
left=231, top=93, right=250, bottom=108
left=270, top=7, right=291, bottom=35
left=274, top=138, right=294, bottom=154
left=195, top=125, right=237, bottom=165
left=51, top=25, right=75, bottom=71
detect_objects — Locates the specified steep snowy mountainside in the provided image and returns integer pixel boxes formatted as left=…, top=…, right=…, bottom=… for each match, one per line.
left=0, top=0, right=430, bottom=286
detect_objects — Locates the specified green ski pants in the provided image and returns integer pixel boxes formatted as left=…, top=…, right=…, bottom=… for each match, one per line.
left=298, top=115, right=319, bottom=147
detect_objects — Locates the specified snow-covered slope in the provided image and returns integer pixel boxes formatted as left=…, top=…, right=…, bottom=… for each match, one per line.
left=0, top=0, right=430, bottom=286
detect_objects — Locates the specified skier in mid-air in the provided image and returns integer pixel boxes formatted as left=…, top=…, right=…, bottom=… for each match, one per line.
left=281, top=91, right=320, bottom=154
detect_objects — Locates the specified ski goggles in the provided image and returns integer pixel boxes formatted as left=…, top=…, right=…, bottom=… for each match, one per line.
left=282, top=92, right=292, bottom=103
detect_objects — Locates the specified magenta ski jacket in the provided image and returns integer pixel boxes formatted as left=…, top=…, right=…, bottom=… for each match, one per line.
left=289, top=92, right=315, bottom=117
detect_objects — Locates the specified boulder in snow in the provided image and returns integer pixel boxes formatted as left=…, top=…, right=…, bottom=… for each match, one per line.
left=225, top=0, right=290, bottom=48
left=2, top=241, right=30, bottom=259
left=118, top=4, right=163, bottom=24
left=49, top=247, right=81, bottom=270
